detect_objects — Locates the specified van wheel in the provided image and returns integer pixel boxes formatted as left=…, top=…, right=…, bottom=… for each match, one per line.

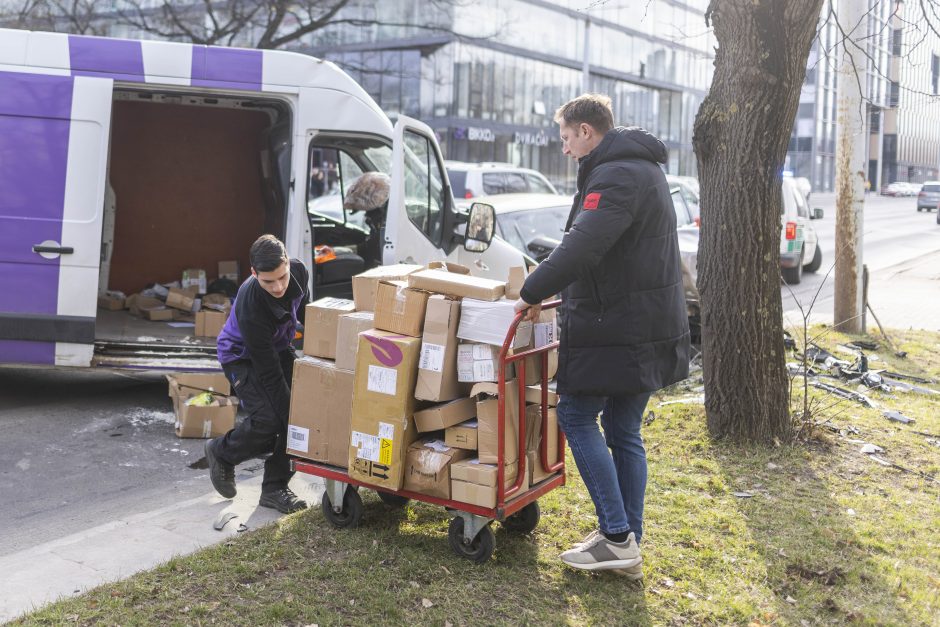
left=782, top=249, right=804, bottom=285
left=804, top=244, right=822, bottom=273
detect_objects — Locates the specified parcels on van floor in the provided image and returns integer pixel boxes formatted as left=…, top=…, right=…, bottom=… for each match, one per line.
left=373, top=280, right=430, bottom=337
left=166, top=373, right=235, bottom=439
left=218, top=260, right=240, bottom=282
left=348, top=329, right=422, bottom=490
left=288, top=357, right=354, bottom=468
left=413, top=397, right=476, bottom=432
left=304, top=297, right=355, bottom=359
left=415, top=295, right=468, bottom=402
left=474, top=380, right=520, bottom=464
left=97, top=291, right=126, bottom=310
left=195, top=310, right=227, bottom=338
left=352, top=264, right=424, bottom=311
left=450, top=458, right=526, bottom=508
left=407, top=268, right=505, bottom=301
left=166, top=286, right=198, bottom=312
left=403, top=438, right=471, bottom=499
left=182, top=269, right=207, bottom=294
left=335, top=311, right=375, bottom=371
left=457, top=298, right=532, bottom=348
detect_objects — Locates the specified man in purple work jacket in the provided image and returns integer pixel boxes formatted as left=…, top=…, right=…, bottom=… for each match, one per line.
left=206, top=234, right=310, bottom=513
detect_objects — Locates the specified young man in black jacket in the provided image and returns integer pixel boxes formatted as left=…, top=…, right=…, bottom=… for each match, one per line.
left=205, top=234, right=310, bottom=513
left=515, top=94, right=690, bottom=576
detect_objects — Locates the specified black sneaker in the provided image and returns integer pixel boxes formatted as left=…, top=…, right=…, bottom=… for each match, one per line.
left=204, top=439, right=236, bottom=499
left=259, top=487, right=308, bottom=514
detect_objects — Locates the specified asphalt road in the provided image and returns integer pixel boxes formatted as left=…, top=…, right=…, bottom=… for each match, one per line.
left=781, top=192, right=940, bottom=320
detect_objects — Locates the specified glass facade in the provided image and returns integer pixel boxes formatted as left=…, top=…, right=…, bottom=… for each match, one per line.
left=301, top=0, right=714, bottom=192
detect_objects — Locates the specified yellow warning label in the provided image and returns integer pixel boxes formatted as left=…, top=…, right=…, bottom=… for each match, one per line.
left=379, top=438, right=393, bottom=466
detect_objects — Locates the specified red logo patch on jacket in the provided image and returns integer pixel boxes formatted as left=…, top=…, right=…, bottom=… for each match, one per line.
left=583, top=192, right=601, bottom=210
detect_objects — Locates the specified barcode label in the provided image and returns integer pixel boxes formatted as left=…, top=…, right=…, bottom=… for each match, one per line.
left=288, top=425, right=310, bottom=453
left=352, top=430, right=380, bottom=462
left=419, top=343, right=445, bottom=372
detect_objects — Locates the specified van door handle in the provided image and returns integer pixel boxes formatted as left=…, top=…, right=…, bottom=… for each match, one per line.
left=474, top=258, right=489, bottom=272
left=33, top=244, right=74, bottom=254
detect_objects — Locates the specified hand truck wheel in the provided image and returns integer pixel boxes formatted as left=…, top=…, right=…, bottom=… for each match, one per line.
left=377, top=491, right=410, bottom=507
left=448, top=516, right=495, bottom=564
left=501, top=501, right=540, bottom=534
left=320, top=485, right=363, bottom=529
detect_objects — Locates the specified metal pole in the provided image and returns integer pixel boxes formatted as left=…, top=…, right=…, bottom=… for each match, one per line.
left=582, top=18, right=591, bottom=93
left=834, top=0, right=867, bottom=333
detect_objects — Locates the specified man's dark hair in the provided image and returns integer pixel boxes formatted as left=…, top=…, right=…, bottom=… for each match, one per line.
left=554, top=93, right=614, bottom=134
left=249, top=234, right=289, bottom=272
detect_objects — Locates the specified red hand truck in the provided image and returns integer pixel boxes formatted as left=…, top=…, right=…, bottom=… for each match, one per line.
left=291, top=300, right=566, bottom=563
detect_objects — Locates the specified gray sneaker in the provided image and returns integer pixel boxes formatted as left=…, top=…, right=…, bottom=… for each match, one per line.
left=611, top=561, right=644, bottom=580
left=560, top=531, right=641, bottom=571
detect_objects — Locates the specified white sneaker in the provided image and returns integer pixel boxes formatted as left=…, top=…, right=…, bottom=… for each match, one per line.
left=560, top=531, right=642, bottom=571
left=611, top=560, right=644, bottom=580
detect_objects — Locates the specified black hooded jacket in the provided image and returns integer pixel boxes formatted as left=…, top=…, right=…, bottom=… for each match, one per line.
left=520, top=127, right=690, bottom=396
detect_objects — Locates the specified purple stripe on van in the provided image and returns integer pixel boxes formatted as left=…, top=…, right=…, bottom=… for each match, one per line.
left=192, top=47, right=263, bottom=90
left=0, top=340, right=55, bottom=365
left=0, top=72, right=72, bottom=316
left=69, top=35, right=145, bottom=82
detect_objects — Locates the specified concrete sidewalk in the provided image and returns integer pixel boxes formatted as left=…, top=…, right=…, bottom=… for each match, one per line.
left=0, top=473, right=324, bottom=623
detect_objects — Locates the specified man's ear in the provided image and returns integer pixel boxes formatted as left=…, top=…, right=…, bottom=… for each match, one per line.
left=250, top=267, right=257, bottom=279
left=579, top=122, right=593, bottom=138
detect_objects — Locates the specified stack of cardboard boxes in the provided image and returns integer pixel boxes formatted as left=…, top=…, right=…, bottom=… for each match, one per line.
left=285, top=261, right=562, bottom=508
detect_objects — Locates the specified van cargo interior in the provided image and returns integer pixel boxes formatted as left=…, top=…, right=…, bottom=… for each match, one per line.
left=95, top=91, right=291, bottom=366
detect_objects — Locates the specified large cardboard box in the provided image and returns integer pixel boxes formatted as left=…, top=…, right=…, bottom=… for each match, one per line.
left=474, top=381, right=521, bottom=464
left=457, top=343, right=500, bottom=383
left=348, top=330, right=422, bottom=490
left=287, top=357, right=355, bottom=468
left=335, top=311, right=375, bottom=371
left=415, top=295, right=468, bottom=402
left=407, top=269, right=505, bottom=301
left=97, top=291, right=126, bottom=310
left=525, top=404, right=560, bottom=484
left=457, top=298, right=532, bottom=348
left=402, top=438, right=472, bottom=499
left=525, top=383, right=559, bottom=407
left=413, top=397, right=476, bottom=433
left=218, top=260, right=240, bottom=282
left=195, top=310, right=227, bottom=337
left=352, top=264, right=424, bottom=311
left=373, top=280, right=430, bottom=337
left=166, top=286, right=198, bottom=312
left=450, top=458, right=525, bottom=508
left=166, top=373, right=236, bottom=439
left=445, top=419, right=478, bottom=450
left=303, top=297, right=356, bottom=359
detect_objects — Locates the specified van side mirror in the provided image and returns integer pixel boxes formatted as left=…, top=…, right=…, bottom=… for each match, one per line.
left=464, top=202, right=496, bottom=252
left=811, top=207, right=824, bottom=220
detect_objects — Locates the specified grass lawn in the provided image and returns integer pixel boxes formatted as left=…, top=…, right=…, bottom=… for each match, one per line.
left=15, top=327, right=940, bottom=626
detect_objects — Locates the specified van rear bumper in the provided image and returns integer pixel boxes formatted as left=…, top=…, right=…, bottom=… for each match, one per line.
left=780, top=251, right=802, bottom=268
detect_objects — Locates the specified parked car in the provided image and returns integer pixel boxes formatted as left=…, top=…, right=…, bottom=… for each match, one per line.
left=883, top=181, right=920, bottom=197
left=780, top=177, right=824, bottom=284
left=666, top=175, right=701, bottom=222
left=445, top=161, right=558, bottom=200
left=916, top=181, right=940, bottom=212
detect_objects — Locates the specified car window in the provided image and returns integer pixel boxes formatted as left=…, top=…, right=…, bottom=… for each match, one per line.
left=525, top=173, right=555, bottom=193
left=447, top=169, right=468, bottom=198
left=671, top=189, right=691, bottom=227
left=923, top=184, right=940, bottom=192
left=482, top=172, right=506, bottom=195
left=497, top=205, right=569, bottom=253
left=403, top=130, right=445, bottom=245
left=781, top=181, right=796, bottom=217
left=503, top=172, right=528, bottom=193
left=791, top=184, right=809, bottom=218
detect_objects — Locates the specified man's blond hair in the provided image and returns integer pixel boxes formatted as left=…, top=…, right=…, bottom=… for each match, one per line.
left=554, top=93, right=614, bottom=133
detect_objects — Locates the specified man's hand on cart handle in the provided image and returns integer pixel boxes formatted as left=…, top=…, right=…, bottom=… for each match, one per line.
left=514, top=298, right=542, bottom=322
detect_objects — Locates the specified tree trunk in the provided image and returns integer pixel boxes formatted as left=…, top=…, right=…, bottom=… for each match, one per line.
left=692, top=0, right=824, bottom=444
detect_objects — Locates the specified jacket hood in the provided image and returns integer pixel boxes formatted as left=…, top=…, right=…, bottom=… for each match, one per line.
left=578, top=126, right=667, bottom=185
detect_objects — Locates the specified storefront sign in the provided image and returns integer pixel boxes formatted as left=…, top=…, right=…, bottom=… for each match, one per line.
left=454, top=126, right=496, bottom=143
left=513, top=131, right=551, bottom=147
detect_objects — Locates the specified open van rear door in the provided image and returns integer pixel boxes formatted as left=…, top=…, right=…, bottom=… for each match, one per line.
left=384, top=116, right=452, bottom=266
left=0, top=73, right=112, bottom=367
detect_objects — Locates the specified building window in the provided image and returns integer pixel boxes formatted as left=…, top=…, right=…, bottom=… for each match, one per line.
left=889, top=80, right=900, bottom=107
left=892, top=28, right=902, bottom=56
left=932, top=54, right=939, bottom=95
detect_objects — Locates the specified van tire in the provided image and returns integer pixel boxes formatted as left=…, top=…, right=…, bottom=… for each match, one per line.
left=782, top=248, right=804, bottom=285
left=804, top=244, right=822, bottom=273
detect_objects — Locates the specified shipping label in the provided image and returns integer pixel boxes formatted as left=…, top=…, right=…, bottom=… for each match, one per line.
left=287, top=425, right=310, bottom=453
left=419, top=343, right=446, bottom=372
left=367, top=365, right=398, bottom=395
left=352, top=430, right=381, bottom=462
left=473, top=360, right=495, bottom=382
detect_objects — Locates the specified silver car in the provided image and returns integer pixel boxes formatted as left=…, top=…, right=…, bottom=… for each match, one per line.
left=917, top=181, right=940, bottom=212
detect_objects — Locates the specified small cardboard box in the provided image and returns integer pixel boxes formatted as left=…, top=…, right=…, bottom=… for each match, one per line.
left=132, top=295, right=165, bottom=317
left=450, top=458, right=524, bottom=508
left=181, top=268, right=207, bottom=294
left=166, top=373, right=235, bottom=439
left=373, top=280, right=431, bottom=337
left=407, top=269, right=505, bottom=301
left=97, top=291, right=126, bottom=310
left=166, top=286, right=199, bottom=312
left=147, top=307, right=174, bottom=321
left=287, top=357, right=355, bottom=468
left=352, top=264, right=424, bottom=311
left=195, top=310, right=227, bottom=338
left=445, top=419, right=478, bottom=450
left=457, top=298, right=532, bottom=348
left=415, top=295, right=468, bottom=402
left=218, top=260, right=240, bottom=282
left=335, top=311, right=375, bottom=371
left=403, top=438, right=472, bottom=499
left=474, top=380, right=521, bottom=464
left=201, top=293, right=232, bottom=313
left=457, top=343, right=501, bottom=383
left=348, top=330, right=422, bottom=490
left=166, top=372, right=231, bottom=396
left=413, top=397, right=476, bottom=433
left=303, top=297, right=356, bottom=359
left=525, top=383, right=559, bottom=407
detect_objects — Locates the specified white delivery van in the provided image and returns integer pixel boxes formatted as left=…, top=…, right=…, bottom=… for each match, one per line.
left=0, top=29, right=523, bottom=370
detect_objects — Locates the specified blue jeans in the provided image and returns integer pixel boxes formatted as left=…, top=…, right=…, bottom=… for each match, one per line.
left=557, top=392, right=651, bottom=542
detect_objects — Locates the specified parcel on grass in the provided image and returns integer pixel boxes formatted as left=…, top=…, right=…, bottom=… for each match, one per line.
left=348, top=329, right=422, bottom=490
left=415, top=295, right=468, bottom=402
left=352, top=264, right=424, bottom=311
left=166, top=373, right=235, bottom=438
left=287, top=356, right=355, bottom=468
left=450, top=458, right=526, bottom=508
left=473, top=381, right=520, bottom=464
left=403, top=438, right=471, bottom=499
left=335, top=311, right=375, bottom=371
left=373, top=280, right=430, bottom=337
left=303, top=297, right=355, bottom=359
